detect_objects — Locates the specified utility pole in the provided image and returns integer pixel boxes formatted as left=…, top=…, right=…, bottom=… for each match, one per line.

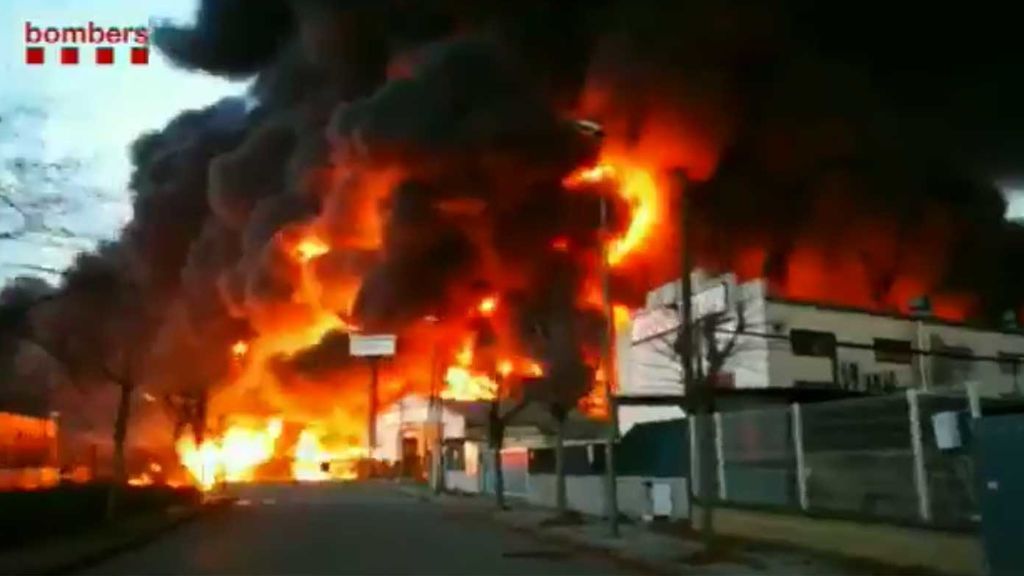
left=675, top=169, right=708, bottom=539
left=599, top=194, right=620, bottom=537
left=676, top=167, right=695, bottom=427
left=367, top=357, right=379, bottom=457
left=430, top=329, right=446, bottom=493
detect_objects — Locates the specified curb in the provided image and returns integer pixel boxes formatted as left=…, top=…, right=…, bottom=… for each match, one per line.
left=394, top=485, right=677, bottom=575
left=498, top=516, right=679, bottom=576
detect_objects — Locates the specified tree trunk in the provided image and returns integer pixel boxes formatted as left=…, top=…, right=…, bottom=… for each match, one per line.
left=490, top=401, right=506, bottom=509
left=432, top=398, right=446, bottom=494
left=554, top=412, right=567, bottom=516
left=107, top=381, right=133, bottom=520
left=494, top=443, right=505, bottom=509
left=696, top=407, right=716, bottom=549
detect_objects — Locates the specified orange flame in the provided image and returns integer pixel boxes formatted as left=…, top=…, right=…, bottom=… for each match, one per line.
left=174, top=136, right=668, bottom=486
left=176, top=418, right=283, bottom=490
left=128, top=473, right=154, bottom=487
left=526, top=362, right=543, bottom=377
left=291, top=429, right=367, bottom=482
left=477, top=295, right=498, bottom=316
left=563, top=160, right=662, bottom=267
left=175, top=417, right=368, bottom=490
left=295, top=236, right=330, bottom=262
left=442, top=365, right=499, bottom=401
left=497, top=359, right=514, bottom=377
left=231, top=340, right=249, bottom=359
left=578, top=305, right=630, bottom=419
left=440, top=338, right=544, bottom=401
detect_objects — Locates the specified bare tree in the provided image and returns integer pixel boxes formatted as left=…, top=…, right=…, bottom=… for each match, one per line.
left=32, top=247, right=154, bottom=519
left=0, top=277, right=58, bottom=414
left=487, top=375, right=529, bottom=510
left=528, top=318, right=593, bottom=520
left=688, top=302, right=746, bottom=548
left=644, top=290, right=750, bottom=551
left=0, top=104, right=118, bottom=279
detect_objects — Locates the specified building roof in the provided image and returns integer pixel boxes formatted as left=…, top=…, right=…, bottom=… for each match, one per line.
left=641, top=273, right=1024, bottom=337
left=616, top=386, right=867, bottom=411
left=447, top=399, right=608, bottom=442
left=766, top=296, right=1024, bottom=336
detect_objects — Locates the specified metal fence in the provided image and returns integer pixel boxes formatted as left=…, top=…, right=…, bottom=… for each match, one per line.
left=718, top=407, right=796, bottom=508
left=712, top=389, right=981, bottom=529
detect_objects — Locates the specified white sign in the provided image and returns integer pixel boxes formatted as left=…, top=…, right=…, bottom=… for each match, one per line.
left=630, top=282, right=730, bottom=343
left=631, top=308, right=680, bottom=343
left=694, top=283, right=728, bottom=318
left=932, top=411, right=962, bottom=450
left=349, top=334, right=397, bottom=357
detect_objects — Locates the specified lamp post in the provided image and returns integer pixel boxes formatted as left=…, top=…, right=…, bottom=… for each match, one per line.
left=425, top=315, right=446, bottom=493
left=675, top=169, right=709, bottom=538
left=599, top=193, right=620, bottom=537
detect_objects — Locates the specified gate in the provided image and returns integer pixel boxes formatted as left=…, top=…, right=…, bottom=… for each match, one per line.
left=975, top=413, right=1024, bottom=575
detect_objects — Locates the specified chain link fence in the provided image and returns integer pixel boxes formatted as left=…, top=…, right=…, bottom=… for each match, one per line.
left=801, top=394, right=919, bottom=521
left=918, top=392, right=978, bottom=526
left=712, top=389, right=983, bottom=530
left=719, top=406, right=796, bottom=508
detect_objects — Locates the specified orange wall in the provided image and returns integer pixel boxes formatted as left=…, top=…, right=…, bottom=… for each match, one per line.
left=0, top=411, right=57, bottom=469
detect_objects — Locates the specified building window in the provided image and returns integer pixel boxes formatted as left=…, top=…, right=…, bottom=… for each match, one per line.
left=932, top=344, right=975, bottom=384
left=940, top=345, right=973, bottom=360
left=790, top=329, right=837, bottom=357
left=528, top=448, right=555, bottom=474
left=998, top=352, right=1024, bottom=376
left=712, top=371, right=735, bottom=388
left=874, top=338, right=912, bottom=364
left=465, top=442, right=479, bottom=476
left=444, top=442, right=465, bottom=471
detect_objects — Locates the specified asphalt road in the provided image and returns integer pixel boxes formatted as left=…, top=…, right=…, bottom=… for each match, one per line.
left=82, top=482, right=629, bottom=575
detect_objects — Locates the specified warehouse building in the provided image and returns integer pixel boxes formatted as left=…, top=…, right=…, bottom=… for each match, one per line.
left=616, top=272, right=1024, bottom=433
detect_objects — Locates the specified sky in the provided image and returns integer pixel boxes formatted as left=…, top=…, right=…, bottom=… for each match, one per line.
left=0, top=0, right=245, bottom=282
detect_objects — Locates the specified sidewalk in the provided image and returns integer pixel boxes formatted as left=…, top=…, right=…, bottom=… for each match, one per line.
left=0, top=497, right=231, bottom=575
left=395, top=484, right=939, bottom=575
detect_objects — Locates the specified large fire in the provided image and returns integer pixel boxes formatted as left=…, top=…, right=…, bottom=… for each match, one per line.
left=176, top=418, right=282, bottom=490
left=174, top=417, right=368, bottom=490
left=166, top=117, right=969, bottom=492
left=165, top=148, right=658, bottom=490
left=30, top=4, right=1011, bottom=504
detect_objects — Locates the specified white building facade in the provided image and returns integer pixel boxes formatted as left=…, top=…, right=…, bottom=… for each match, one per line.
left=616, top=273, right=1024, bottom=433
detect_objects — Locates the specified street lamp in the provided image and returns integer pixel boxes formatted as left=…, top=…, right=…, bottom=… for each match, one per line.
left=573, top=116, right=620, bottom=537
left=598, top=183, right=621, bottom=537
left=424, top=314, right=446, bottom=493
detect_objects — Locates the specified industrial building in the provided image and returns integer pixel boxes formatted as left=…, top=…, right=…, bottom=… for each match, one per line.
left=616, top=272, right=1024, bottom=433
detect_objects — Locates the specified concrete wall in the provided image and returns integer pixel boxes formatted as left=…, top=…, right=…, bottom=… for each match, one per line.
left=445, top=470, right=480, bottom=494
left=374, top=395, right=466, bottom=462
left=526, top=475, right=689, bottom=520
left=618, top=405, right=685, bottom=436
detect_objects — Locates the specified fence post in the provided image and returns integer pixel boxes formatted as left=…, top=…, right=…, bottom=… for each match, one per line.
left=791, top=402, right=809, bottom=511
left=688, top=414, right=700, bottom=500
left=907, top=389, right=932, bottom=523
left=714, top=412, right=727, bottom=501
left=966, top=380, right=982, bottom=419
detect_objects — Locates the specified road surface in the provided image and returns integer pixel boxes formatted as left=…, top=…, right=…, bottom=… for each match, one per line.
left=83, top=482, right=628, bottom=575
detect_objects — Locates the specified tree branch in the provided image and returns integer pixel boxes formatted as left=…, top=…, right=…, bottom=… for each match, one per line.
left=499, top=396, right=530, bottom=424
